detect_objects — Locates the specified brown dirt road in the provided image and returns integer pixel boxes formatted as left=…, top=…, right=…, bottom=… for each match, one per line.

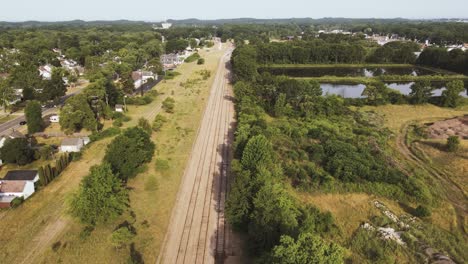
left=157, top=46, right=238, bottom=264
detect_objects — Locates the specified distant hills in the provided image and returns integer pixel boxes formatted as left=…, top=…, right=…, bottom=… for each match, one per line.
left=0, top=18, right=466, bottom=28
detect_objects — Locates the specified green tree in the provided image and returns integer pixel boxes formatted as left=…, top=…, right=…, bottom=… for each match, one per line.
left=409, top=80, right=433, bottom=104
left=446, top=135, right=460, bottom=152
left=137, top=118, right=152, bottom=134
left=0, top=79, right=16, bottom=113
left=104, top=127, right=155, bottom=181
left=271, top=233, right=344, bottom=264
left=241, top=135, right=273, bottom=171
left=249, top=181, right=300, bottom=250
left=0, top=138, right=34, bottom=165
left=60, top=94, right=97, bottom=134
left=441, top=80, right=464, bottom=108
left=70, top=163, right=128, bottom=225
left=42, top=68, right=67, bottom=101
left=25, top=100, right=44, bottom=134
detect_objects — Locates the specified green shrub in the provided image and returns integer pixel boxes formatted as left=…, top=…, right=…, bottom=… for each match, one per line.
left=111, top=226, right=135, bottom=248
left=446, top=136, right=460, bottom=152
left=162, top=97, right=175, bottom=113
left=152, top=114, right=168, bottom=132
left=155, top=159, right=170, bottom=171
left=414, top=205, right=431, bottom=218
left=164, top=71, right=181, bottom=80
left=89, top=127, right=121, bottom=142
left=197, top=58, right=205, bottom=65
left=184, top=53, right=201, bottom=63
left=126, top=96, right=153, bottom=105
left=113, top=119, right=123, bottom=127
left=11, top=197, right=24, bottom=208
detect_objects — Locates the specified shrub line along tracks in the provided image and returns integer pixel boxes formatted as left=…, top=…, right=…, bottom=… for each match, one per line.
left=158, top=47, right=235, bottom=264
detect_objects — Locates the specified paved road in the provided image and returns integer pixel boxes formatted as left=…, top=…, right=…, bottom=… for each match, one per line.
left=158, top=47, right=236, bottom=264
left=0, top=89, right=84, bottom=137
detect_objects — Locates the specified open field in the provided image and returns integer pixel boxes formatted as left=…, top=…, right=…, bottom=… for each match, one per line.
left=0, top=46, right=229, bottom=263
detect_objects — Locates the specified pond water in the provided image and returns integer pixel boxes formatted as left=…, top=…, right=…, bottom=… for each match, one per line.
left=261, top=66, right=441, bottom=77
left=321, top=82, right=468, bottom=98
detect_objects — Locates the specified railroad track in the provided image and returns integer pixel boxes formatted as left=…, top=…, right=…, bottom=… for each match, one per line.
left=158, top=48, right=235, bottom=264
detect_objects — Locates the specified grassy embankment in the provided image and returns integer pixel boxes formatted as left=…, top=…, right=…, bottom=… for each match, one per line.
left=0, top=46, right=227, bottom=263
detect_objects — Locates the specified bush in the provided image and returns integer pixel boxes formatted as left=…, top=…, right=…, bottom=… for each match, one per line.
left=446, top=136, right=460, bottom=152
left=197, top=58, right=205, bottom=65
left=184, top=53, right=201, bottom=63
left=113, top=119, right=123, bottom=127
left=126, top=96, right=153, bottom=105
left=162, top=97, right=175, bottom=113
left=164, top=71, right=181, bottom=80
left=89, top=127, right=121, bottom=142
left=137, top=118, right=152, bottom=134
left=10, top=197, right=24, bottom=208
left=111, top=226, right=135, bottom=248
left=155, top=159, right=170, bottom=171
left=414, top=205, right=431, bottom=218
left=152, top=114, right=168, bottom=132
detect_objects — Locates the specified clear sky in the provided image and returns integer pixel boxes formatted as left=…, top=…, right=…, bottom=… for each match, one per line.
left=1, top=0, right=467, bottom=21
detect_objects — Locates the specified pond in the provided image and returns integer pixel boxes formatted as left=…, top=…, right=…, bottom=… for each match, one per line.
left=321, top=82, right=468, bottom=99
left=261, top=66, right=442, bottom=77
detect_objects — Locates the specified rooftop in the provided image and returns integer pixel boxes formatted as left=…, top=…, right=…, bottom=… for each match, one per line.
left=0, top=180, right=27, bottom=193
left=3, top=170, right=38, bottom=181
left=61, top=138, right=83, bottom=146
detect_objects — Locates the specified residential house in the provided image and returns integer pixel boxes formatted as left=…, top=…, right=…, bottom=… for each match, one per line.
left=3, top=170, right=39, bottom=184
left=0, top=180, right=35, bottom=208
left=161, top=54, right=184, bottom=69
left=132, top=70, right=158, bottom=89
left=38, top=65, right=53, bottom=80
left=115, top=104, right=125, bottom=112
left=60, top=138, right=85, bottom=153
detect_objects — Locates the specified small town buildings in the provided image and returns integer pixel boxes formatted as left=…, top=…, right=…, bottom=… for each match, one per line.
left=0, top=180, right=35, bottom=208
left=132, top=70, right=158, bottom=89
left=60, top=138, right=85, bottom=153
left=3, top=170, right=39, bottom=183
left=115, top=104, right=125, bottom=112
left=49, top=115, right=60, bottom=123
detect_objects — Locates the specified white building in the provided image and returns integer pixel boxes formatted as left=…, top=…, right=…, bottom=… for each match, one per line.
left=50, top=115, right=60, bottom=123
left=60, top=138, right=85, bottom=153
left=3, top=170, right=39, bottom=183
left=38, top=65, right=53, bottom=80
left=132, top=70, right=158, bottom=89
left=115, top=104, right=125, bottom=112
left=0, top=180, right=35, bottom=208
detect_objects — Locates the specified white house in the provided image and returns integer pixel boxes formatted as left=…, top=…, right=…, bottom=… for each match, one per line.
left=60, top=138, right=84, bottom=153
left=132, top=70, right=158, bottom=89
left=38, top=65, right=53, bottom=80
left=0, top=180, right=35, bottom=208
left=115, top=104, right=125, bottom=112
left=50, top=115, right=60, bottom=123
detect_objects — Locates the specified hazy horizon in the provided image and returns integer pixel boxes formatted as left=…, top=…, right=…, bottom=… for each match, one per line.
left=0, top=0, right=467, bottom=22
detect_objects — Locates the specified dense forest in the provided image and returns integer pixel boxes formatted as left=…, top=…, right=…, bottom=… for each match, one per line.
left=226, top=39, right=467, bottom=262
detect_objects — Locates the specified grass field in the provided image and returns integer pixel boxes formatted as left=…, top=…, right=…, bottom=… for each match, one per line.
left=263, top=63, right=414, bottom=68
left=0, top=46, right=228, bottom=263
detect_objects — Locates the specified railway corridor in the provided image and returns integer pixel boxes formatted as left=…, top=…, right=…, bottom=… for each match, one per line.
left=158, top=48, right=236, bottom=264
